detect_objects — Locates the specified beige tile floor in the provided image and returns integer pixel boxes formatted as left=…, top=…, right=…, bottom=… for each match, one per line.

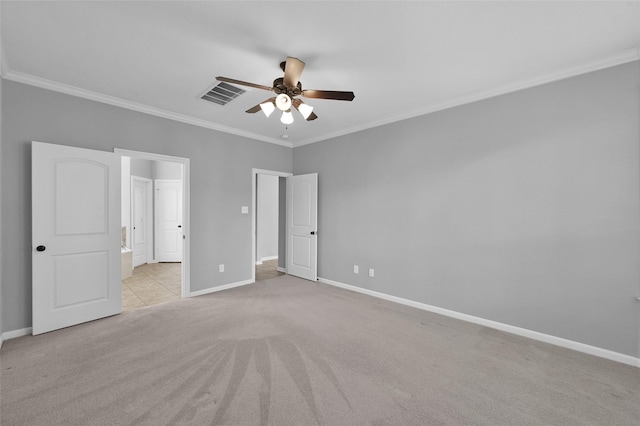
left=123, top=260, right=282, bottom=311
left=122, top=262, right=182, bottom=311
left=255, top=258, right=285, bottom=281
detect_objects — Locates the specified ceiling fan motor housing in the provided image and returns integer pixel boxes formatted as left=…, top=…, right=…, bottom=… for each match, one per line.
left=273, top=78, right=302, bottom=97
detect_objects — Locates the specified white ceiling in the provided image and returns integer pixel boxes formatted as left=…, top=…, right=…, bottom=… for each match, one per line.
left=1, top=1, right=638, bottom=148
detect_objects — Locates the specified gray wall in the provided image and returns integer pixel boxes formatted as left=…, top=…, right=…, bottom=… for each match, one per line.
left=130, top=157, right=153, bottom=179
left=1, top=80, right=292, bottom=331
left=153, top=160, right=182, bottom=180
left=293, top=62, right=640, bottom=357
left=130, top=158, right=182, bottom=180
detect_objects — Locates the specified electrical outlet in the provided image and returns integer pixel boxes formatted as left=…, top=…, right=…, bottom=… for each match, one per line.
left=219, top=264, right=225, bottom=273
left=354, top=265, right=359, bottom=274
left=369, top=268, right=375, bottom=277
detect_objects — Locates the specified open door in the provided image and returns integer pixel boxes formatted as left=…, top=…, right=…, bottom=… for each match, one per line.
left=32, top=142, right=121, bottom=335
left=286, top=173, right=318, bottom=281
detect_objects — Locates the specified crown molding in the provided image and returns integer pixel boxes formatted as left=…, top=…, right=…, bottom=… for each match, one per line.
left=293, top=49, right=640, bottom=148
left=2, top=49, right=637, bottom=150
left=1, top=70, right=293, bottom=148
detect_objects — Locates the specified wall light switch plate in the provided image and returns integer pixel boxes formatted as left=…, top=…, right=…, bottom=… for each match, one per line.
left=219, top=264, right=225, bottom=273
left=241, top=206, right=249, bottom=214
left=354, top=265, right=359, bottom=274
left=369, top=268, right=375, bottom=277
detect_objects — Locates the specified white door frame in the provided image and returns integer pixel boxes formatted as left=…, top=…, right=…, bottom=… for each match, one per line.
left=251, top=168, right=292, bottom=282
left=115, top=148, right=190, bottom=298
left=131, top=176, right=153, bottom=267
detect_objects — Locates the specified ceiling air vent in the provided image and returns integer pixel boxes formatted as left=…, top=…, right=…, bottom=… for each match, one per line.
left=201, top=82, right=246, bottom=106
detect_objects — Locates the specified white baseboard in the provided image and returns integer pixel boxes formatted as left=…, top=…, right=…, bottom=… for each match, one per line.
left=5, top=279, right=636, bottom=368
left=2, top=327, right=33, bottom=342
left=318, top=277, right=640, bottom=368
left=257, top=256, right=278, bottom=265
left=188, top=279, right=254, bottom=297
left=276, top=266, right=287, bottom=273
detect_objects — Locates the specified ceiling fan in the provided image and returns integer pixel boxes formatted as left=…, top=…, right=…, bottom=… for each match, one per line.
left=216, top=56, right=355, bottom=124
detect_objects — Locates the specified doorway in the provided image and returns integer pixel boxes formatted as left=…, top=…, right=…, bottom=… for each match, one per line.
left=252, top=169, right=291, bottom=282
left=117, top=149, right=190, bottom=310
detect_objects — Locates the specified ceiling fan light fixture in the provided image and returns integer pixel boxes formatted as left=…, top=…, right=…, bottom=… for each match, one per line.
left=218, top=56, right=355, bottom=124
left=259, top=101, right=275, bottom=117
left=280, top=110, right=294, bottom=125
left=298, top=103, right=314, bottom=120
left=275, top=93, right=292, bottom=111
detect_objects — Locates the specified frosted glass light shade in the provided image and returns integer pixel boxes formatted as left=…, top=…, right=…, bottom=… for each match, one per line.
left=280, top=110, right=294, bottom=125
left=298, top=103, right=314, bottom=120
left=275, top=93, right=292, bottom=111
left=259, top=101, right=275, bottom=117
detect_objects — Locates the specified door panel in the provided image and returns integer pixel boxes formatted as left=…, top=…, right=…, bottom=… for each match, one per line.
left=133, top=185, right=145, bottom=242
left=291, top=236, right=311, bottom=268
left=54, top=251, right=109, bottom=307
left=55, top=161, right=108, bottom=235
left=287, top=173, right=317, bottom=281
left=292, top=182, right=311, bottom=226
left=155, top=179, right=183, bottom=262
left=132, top=177, right=151, bottom=267
left=32, top=142, right=121, bottom=335
left=161, top=229, right=179, bottom=252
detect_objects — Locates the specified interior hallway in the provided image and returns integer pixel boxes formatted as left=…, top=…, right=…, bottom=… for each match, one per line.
left=122, top=263, right=182, bottom=311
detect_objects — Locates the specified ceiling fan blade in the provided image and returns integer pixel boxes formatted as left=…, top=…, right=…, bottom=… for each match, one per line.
left=292, top=98, right=318, bottom=121
left=245, top=97, right=276, bottom=113
left=283, top=57, right=305, bottom=88
left=215, top=76, right=273, bottom=91
left=245, top=104, right=262, bottom=114
left=301, top=90, right=355, bottom=101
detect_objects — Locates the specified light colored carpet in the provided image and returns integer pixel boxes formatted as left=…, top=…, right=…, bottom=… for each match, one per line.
left=1, top=275, right=638, bottom=425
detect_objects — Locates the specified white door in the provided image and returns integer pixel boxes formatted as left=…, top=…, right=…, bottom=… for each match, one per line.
left=32, top=142, right=121, bottom=335
left=286, top=173, right=318, bottom=281
left=132, top=176, right=152, bottom=267
left=155, top=179, right=183, bottom=262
